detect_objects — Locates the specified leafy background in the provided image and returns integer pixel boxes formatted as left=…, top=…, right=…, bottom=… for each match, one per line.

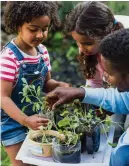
left=1, top=1, right=129, bottom=165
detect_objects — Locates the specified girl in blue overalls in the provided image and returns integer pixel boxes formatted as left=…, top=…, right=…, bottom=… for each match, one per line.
left=0, top=2, right=69, bottom=165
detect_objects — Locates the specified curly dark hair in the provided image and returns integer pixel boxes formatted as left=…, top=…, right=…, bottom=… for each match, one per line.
left=100, top=28, right=129, bottom=74
left=4, top=1, right=60, bottom=34
left=77, top=53, right=98, bottom=79
left=64, top=1, right=123, bottom=79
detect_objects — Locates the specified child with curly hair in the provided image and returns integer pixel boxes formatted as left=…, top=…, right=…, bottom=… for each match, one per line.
left=0, top=2, right=69, bottom=165
left=64, top=1, right=123, bottom=88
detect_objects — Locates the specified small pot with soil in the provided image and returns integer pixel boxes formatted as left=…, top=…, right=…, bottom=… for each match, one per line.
left=52, top=138, right=81, bottom=163
left=28, top=129, right=65, bottom=157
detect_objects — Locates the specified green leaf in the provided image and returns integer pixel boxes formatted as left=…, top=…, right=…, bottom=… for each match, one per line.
left=58, top=118, right=70, bottom=127
left=108, top=142, right=117, bottom=148
left=74, top=108, right=79, bottom=114
left=23, top=85, right=29, bottom=94
left=26, top=97, right=31, bottom=103
left=22, top=78, right=27, bottom=84
left=89, top=109, right=93, bottom=114
left=72, top=135, right=78, bottom=145
left=60, top=110, right=69, bottom=117
left=36, top=103, right=40, bottom=111
left=32, top=104, right=36, bottom=112
left=21, top=97, right=25, bottom=103
left=71, top=123, right=79, bottom=129
left=99, top=106, right=103, bottom=114
left=37, top=86, right=41, bottom=96
left=31, top=85, right=35, bottom=90
left=105, top=116, right=112, bottom=126
left=22, top=106, right=26, bottom=112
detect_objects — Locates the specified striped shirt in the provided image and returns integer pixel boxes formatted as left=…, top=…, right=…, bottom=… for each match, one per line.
left=0, top=39, right=51, bottom=87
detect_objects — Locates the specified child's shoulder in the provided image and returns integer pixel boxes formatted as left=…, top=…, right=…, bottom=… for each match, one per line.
left=38, top=44, right=49, bottom=54
left=1, top=46, right=18, bottom=62
left=38, top=44, right=51, bottom=71
left=0, top=46, right=19, bottom=82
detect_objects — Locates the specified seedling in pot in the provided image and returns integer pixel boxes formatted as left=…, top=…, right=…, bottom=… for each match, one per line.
left=52, top=122, right=81, bottom=163
left=19, top=77, right=55, bottom=120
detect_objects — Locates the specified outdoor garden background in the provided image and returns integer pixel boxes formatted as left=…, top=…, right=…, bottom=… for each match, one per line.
left=1, top=1, right=129, bottom=166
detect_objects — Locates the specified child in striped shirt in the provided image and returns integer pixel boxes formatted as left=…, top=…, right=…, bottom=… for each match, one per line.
left=0, top=2, right=69, bottom=165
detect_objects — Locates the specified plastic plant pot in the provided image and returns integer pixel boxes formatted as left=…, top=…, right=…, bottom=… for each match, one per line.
left=52, top=138, right=81, bottom=163
left=80, top=132, right=87, bottom=153
left=86, top=126, right=100, bottom=154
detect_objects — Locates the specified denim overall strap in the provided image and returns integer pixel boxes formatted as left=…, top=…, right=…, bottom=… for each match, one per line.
left=5, top=42, right=24, bottom=61
left=6, top=42, right=42, bottom=60
left=37, top=45, right=44, bottom=54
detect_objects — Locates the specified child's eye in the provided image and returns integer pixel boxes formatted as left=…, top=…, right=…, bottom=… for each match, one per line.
left=83, top=42, right=93, bottom=46
left=42, top=28, right=48, bottom=32
left=29, top=29, right=37, bottom=32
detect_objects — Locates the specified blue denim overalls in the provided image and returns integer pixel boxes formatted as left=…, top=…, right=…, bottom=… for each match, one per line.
left=1, top=42, right=48, bottom=146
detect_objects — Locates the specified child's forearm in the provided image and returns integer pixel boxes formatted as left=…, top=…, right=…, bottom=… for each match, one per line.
left=44, top=79, right=70, bottom=93
left=1, top=96, right=28, bottom=125
left=44, top=79, right=61, bottom=92
left=1, top=96, right=49, bottom=130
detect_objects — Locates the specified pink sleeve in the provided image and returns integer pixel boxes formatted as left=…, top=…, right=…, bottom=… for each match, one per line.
left=0, top=48, right=17, bottom=82
left=86, top=63, right=104, bottom=88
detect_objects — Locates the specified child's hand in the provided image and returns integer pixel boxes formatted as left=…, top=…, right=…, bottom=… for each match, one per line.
left=23, top=114, right=49, bottom=130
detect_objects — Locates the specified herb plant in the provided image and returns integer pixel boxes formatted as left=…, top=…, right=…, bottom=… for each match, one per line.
left=20, top=78, right=54, bottom=120
left=20, top=78, right=55, bottom=144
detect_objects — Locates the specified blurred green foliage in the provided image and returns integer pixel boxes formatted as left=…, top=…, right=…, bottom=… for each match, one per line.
left=1, top=1, right=129, bottom=165
left=1, top=146, right=12, bottom=166
left=106, top=1, right=129, bottom=15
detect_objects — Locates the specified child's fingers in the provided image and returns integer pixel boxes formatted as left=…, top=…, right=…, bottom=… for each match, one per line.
left=34, top=123, right=48, bottom=130
left=37, top=123, right=48, bottom=127
left=38, top=118, right=49, bottom=123
left=34, top=114, right=49, bottom=122
left=36, top=124, right=48, bottom=130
